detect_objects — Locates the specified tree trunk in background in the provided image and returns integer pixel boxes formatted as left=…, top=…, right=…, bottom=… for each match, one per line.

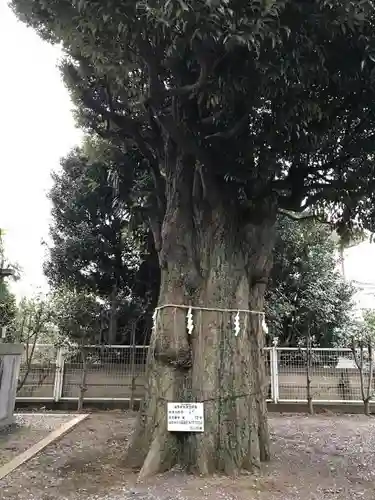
left=108, top=284, right=117, bottom=345
left=339, top=244, right=346, bottom=280
left=125, top=156, right=276, bottom=477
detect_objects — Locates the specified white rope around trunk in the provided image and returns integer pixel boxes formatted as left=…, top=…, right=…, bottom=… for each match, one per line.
left=152, top=304, right=268, bottom=338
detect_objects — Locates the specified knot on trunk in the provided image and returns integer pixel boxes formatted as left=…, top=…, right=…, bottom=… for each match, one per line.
left=249, top=269, right=269, bottom=286
left=153, top=343, right=192, bottom=369
left=184, top=267, right=202, bottom=295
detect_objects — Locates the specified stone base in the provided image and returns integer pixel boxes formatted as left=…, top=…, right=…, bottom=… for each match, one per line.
left=0, top=344, right=24, bottom=429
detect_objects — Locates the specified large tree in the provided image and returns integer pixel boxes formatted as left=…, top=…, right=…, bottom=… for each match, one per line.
left=12, top=0, right=375, bottom=477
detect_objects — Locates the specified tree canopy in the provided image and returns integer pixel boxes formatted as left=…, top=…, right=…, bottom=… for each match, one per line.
left=12, top=0, right=375, bottom=235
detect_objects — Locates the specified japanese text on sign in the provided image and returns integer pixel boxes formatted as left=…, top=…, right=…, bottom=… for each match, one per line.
left=167, top=402, right=204, bottom=432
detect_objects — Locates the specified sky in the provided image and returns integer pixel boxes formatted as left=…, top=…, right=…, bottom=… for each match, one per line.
left=1, top=1, right=375, bottom=307
left=0, top=0, right=82, bottom=298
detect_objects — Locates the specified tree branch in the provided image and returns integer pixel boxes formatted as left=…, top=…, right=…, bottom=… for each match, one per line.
left=205, top=113, right=249, bottom=140
left=157, top=114, right=212, bottom=169
left=277, top=208, right=322, bottom=221
left=138, top=36, right=209, bottom=105
left=148, top=60, right=209, bottom=105
left=77, top=83, right=167, bottom=213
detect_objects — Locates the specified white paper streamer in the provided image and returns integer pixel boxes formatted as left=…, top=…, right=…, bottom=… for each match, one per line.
left=186, top=307, right=194, bottom=335
left=262, top=316, right=269, bottom=335
left=152, top=309, right=157, bottom=334
left=234, top=311, right=240, bottom=337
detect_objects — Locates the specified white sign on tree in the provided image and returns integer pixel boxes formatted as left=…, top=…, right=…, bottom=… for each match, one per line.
left=167, top=402, right=204, bottom=432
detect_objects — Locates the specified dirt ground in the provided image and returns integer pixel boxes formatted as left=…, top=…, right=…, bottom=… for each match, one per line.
left=0, top=414, right=72, bottom=467
left=1, top=411, right=375, bottom=500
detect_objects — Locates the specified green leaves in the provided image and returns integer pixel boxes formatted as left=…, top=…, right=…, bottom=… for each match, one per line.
left=10, top=295, right=58, bottom=345
left=45, top=140, right=159, bottom=344
left=266, top=217, right=355, bottom=347
left=10, top=0, right=375, bottom=281
left=0, top=286, right=16, bottom=330
left=46, top=144, right=139, bottom=295
left=338, top=307, right=375, bottom=347
left=0, top=231, right=18, bottom=330
left=52, top=287, right=102, bottom=344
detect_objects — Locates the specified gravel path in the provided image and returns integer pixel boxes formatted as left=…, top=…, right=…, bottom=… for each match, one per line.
left=1, top=411, right=375, bottom=499
left=0, top=413, right=73, bottom=466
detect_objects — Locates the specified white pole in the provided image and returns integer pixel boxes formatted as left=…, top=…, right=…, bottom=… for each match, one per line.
left=271, top=338, right=279, bottom=403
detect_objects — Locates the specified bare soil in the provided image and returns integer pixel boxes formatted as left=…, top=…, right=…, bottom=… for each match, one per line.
left=1, top=411, right=375, bottom=499
left=0, top=414, right=72, bottom=467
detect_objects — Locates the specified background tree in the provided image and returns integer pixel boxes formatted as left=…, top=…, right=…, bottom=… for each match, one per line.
left=0, top=229, right=19, bottom=333
left=266, top=217, right=354, bottom=347
left=52, top=287, right=103, bottom=409
left=0, top=283, right=16, bottom=334
left=340, top=310, right=375, bottom=416
left=12, top=0, right=375, bottom=477
left=45, top=143, right=159, bottom=344
left=10, top=295, right=57, bottom=392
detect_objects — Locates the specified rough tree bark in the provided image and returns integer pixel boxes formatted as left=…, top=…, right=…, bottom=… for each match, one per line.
left=125, top=154, right=276, bottom=477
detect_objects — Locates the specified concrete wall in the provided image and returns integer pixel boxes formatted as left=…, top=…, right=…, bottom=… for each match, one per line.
left=0, top=344, right=23, bottom=428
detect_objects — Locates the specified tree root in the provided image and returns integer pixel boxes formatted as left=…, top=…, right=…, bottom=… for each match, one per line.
left=137, top=428, right=177, bottom=481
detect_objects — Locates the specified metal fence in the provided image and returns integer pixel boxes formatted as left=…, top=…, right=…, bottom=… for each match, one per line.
left=15, top=345, right=374, bottom=405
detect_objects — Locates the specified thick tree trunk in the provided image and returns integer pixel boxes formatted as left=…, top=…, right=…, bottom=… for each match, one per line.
left=125, top=156, right=275, bottom=478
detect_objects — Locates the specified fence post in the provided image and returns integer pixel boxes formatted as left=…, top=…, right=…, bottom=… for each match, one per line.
left=53, top=348, right=64, bottom=402
left=270, top=345, right=279, bottom=404
left=129, top=324, right=137, bottom=411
